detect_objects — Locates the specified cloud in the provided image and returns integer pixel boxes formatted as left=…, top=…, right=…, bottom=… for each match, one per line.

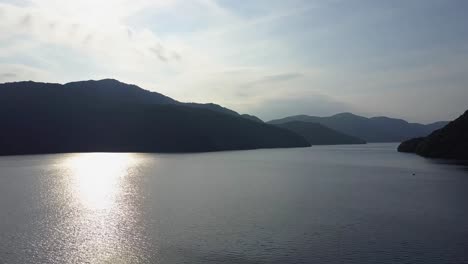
left=240, top=72, right=303, bottom=89
left=149, top=44, right=169, bottom=62
left=0, top=0, right=467, bottom=123
left=47, top=21, right=56, bottom=29
left=0, top=72, right=16, bottom=78
left=0, top=0, right=315, bottom=106
left=0, top=63, right=52, bottom=82
left=126, top=28, right=133, bottom=39
left=171, top=51, right=181, bottom=61
left=82, top=33, right=93, bottom=45
left=18, top=13, right=31, bottom=27
left=0, top=1, right=183, bottom=81
left=262, top=73, right=303, bottom=82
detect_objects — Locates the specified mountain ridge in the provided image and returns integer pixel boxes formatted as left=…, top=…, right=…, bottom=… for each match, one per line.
left=268, top=113, right=448, bottom=142
left=0, top=79, right=310, bottom=155
left=275, top=121, right=366, bottom=145
left=3, top=79, right=253, bottom=119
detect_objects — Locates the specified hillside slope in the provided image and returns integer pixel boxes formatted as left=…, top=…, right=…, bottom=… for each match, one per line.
left=0, top=80, right=310, bottom=155
left=398, top=110, right=468, bottom=159
left=275, top=121, right=366, bottom=145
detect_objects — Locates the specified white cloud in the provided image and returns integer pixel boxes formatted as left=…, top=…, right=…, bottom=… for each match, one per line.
left=0, top=63, right=52, bottom=82
left=0, top=0, right=319, bottom=110
left=0, top=0, right=467, bottom=123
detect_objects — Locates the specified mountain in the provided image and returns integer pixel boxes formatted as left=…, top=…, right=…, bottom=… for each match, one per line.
left=65, top=79, right=246, bottom=116
left=184, top=102, right=240, bottom=116
left=63, top=79, right=177, bottom=104
left=275, top=121, right=366, bottom=145
left=241, top=114, right=263, bottom=123
left=398, top=110, right=468, bottom=159
left=0, top=80, right=310, bottom=155
left=268, top=113, right=448, bottom=142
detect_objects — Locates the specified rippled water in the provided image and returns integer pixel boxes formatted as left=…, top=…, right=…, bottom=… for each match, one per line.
left=0, top=143, right=468, bottom=264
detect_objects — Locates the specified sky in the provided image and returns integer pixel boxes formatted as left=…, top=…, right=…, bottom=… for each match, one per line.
left=0, top=0, right=467, bottom=123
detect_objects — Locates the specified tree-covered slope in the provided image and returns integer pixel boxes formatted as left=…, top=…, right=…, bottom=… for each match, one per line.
left=0, top=80, right=310, bottom=155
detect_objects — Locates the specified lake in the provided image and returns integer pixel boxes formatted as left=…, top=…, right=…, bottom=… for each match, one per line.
left=0, top=143, right=467, bottom=264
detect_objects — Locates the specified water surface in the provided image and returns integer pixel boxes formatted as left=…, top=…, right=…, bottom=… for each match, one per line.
left=0, top=143, right=467, bottom=263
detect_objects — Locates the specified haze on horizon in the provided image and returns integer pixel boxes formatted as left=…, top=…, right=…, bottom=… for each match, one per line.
left=0, top=0, right=467, bottom=123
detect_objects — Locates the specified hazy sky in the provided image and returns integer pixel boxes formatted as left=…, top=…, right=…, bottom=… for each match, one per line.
left=0, top=0, right=467, bottom=123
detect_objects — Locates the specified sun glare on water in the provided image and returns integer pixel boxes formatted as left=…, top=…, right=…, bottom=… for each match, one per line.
left=56, top=153, right=149, bottom=262
left=64, top=153, right=136, bottom=210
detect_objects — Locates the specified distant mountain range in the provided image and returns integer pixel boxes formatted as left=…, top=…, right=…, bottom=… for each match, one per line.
left=268, top=113, right=448, bottom=143
left=0, top=79, right=308, bottom=155
left=0, top=79, right=451, bottom=155
left=274, top=122, right=366, bottom=145
left=398, top=110, right=468, bottom=160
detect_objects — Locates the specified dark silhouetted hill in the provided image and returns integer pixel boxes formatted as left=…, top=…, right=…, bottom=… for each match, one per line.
left=241, top=114, right=263, bottom=123
left=64, top=79, right=177, bottom=104
left=184, top=102, right=240, bottom=116
left=0, top=79, right=266, bottom=122
left=0, top=80, right=310, bottom=155
left=268, top=113, right=447, bottom=142
left=275, top=121, right=366, bottom=145
left=398, top=110, right=468, bottom=160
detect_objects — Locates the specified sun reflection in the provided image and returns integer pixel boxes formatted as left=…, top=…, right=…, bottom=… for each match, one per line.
left=55, top=153, right=149, bottom=262
left=64, top=153, right=135, bottom=210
